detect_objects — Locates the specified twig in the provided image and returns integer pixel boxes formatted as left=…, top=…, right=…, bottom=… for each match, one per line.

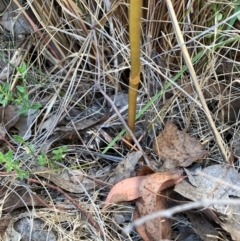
left=28, top=178, right=104, bottom=237
left=123, top=198, right=240, bottom=234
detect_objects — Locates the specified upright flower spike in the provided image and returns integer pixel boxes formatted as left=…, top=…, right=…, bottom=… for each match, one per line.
left=126, top=0, right=142, bottom=143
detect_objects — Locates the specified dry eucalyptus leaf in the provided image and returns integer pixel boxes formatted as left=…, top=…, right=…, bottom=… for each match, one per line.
left=39, top=114, right=58, bottom=133
left=0, top=105, right=20, bottom=130
left=104, top=176, right=146, bottom=207
left=136, top=165, right=155, bottom=176
left=69, top=170, right=84, bottom=183
left=134, top=191, right=171, bottom=241
left=134, top=170, right=184, bottom=241
left=0, top=0, right=33, bottom=36
left=0, top=186, right=48, bottom=213
left=0, top=215, right=12, bottom=237
left=232, top=132, right=240, bottom=156
left=186, top=211, right=218, bottom=241
left=14, top=109, right=37, bottom=140
left=153, top=122, right=208, bottom=169
left=35, top=166, right=95, bottom=193
left=105, top=168, right=183, bottom=240
left=14, top=217, right=56, bottom=241
left=108, top=151, right=142, bottom=185
left=109, top=93, right=128, bottom=108
left=175, top=165, right=240, bottom=241
left=114, top=214, right=125, bottom=224
left=0, top=105, right=20, bottom=140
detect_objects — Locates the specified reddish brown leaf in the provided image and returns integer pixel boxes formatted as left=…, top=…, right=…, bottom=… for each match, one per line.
left=153, top=122, right=208, bottom=169
left=104, top=176, right=146, bottom=207
left=134, top=191, right=171, bottom=241
left=136, top=165, right=155, bottom=176
left=134, top=170, right=184, bottom=241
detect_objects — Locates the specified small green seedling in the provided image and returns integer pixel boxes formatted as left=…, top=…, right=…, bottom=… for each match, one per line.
left=37, top=146, right=67, bottom=168
left=0, top=62, right=41, bottom=114
left=0, top=150, right=29, bottom=179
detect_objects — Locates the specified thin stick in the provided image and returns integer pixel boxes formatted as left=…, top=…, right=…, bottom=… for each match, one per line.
left=124, top=198, right=240, bottom=233
left=165, top=0, right=228, bottom=163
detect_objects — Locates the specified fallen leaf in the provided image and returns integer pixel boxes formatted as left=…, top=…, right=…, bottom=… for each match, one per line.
left=186, top=211, right=218, bottom=241
left=69, top=170, right=84, bottom=183
left=0, top=0, right=33, bottom=36
left=1, top=186, right=48, bottom=213
left=34, top=166, right=95, bottom=193
left=55, top=111, right=109, bottom=133
left=114, top=214, right=125, bottom=224
left=104, top=176, right=146, bottom=207
left=232, top=132, right=240, bottom=156
left=14, top=217, right=57, bottom=241
left=108, top=151, right=142, bottom=185
left=0, top=105, right=20, bottom=129
left=0, top=105, right=20, bottom=140
left=14, top=108, right=37, bottom=140
left=136, top=165, right=155, bottom=176
left=105, top=169, right=184, bottom=240
left=134, top=191, right=171, bottom=241
left=153, top=122, right=208, bottom=169
left=0, top=215, right=12, bottom=237
left=175, top=164, right=240, bottom=241
left=134, top=170, right=184, bottom=241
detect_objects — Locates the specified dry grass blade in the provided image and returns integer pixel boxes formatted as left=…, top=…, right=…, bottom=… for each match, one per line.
left=1, top=0, right=240, bottom=239
left=28, top=177, right=104, bottom=237
left=165, top=0, right=228, bottom=163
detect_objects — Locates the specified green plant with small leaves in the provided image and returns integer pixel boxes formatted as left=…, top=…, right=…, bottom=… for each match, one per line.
left=0, top=150, right=29, bottom=179
left=14, top=135, right=67, bottom=168
left=0, top=135, right=68, bottom=179
left=37, top=146, right=67, bottom=168
left=0, top=62, right=41, bottom=114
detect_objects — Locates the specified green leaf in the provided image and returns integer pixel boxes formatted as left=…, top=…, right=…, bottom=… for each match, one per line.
left=0, top=152, right=4, bottom=162
left=31, top=103, right=42, bottom=110
left=18, top=106, right=29, bottom=114
left=216, top=12, right=223, bottom=21
left=5, top=150, right=13, bottom=161
left=0, top=99, right=8, bottom=105
left=37, top=153, right=48, bottom=165
left=13, top=135, right=24, bottom=143
left=16, top=85, right=26, bottom=93
left=17, top=62, right=27, bottom=79
left=17, top=171, right=29, bottom=179
left=3, top=83, right=10, bottom=91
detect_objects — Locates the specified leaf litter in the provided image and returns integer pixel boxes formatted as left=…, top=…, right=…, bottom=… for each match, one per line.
left=153, top=121, right=209, bottom=170
left=104, top=122, right=215, bottom=240
left=1, top=1, right=240, bottom=240
left=175, top=164, right=240, bottom=241
left=0, top=105, right=37, bottom=141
